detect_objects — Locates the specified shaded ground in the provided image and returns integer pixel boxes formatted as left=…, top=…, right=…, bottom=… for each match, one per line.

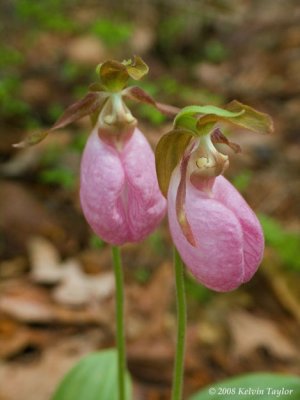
left=0, top=0, right=299, bottom=399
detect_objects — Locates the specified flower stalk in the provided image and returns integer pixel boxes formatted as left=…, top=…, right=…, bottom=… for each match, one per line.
left=112, top=246, right=126, bottom=400
left=172, top=247, right=187, bottom=400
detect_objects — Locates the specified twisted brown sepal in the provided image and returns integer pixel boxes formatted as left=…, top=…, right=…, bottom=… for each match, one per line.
left=155, top=128, right=196, bottom=246
left=211, top=127, right=241, bottom=153
left=13, top=92, right=108, bottom=148
left=176, top=152, right=196, bottom=246
left=123, top=86, right=180, bottom=117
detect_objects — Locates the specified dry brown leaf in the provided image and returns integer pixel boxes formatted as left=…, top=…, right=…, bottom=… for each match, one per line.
left=0, top=281, right=110, bottom=326
left=29, top=237, right=63, bottom=284
left=27, top=236, right=115, bottom=306
left=127, top=262, right=173, bottom=340
left=0, top=317, right=30, bottom=359
left=262, top=252, right=300, bottom=322
left=128, top=339, right=173, bottom=385
left=0, top=258, right=27, bottom=279
left=53, top=259, right=114, bottom=306
left=228, top=310, right=298, bottom=360
left=0, top=181, right=65, bottom=253
left=0, top=333, right=100, bottom=400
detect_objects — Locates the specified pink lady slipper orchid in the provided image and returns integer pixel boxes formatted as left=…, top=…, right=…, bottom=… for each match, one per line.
left=79, top=60, right=171, bottom=245
left=14, top=57, right=176, bottom=245
left=156, top=102, right=273, bottom=292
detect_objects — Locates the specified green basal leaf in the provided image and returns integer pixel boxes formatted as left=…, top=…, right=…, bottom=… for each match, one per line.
left=51, top=349, right=132, bottom=400
left=155, top=129, right=194, bottom=197
left=189, top=372, right=300, bottom=400
left=197, top=100, right=274, bottom=135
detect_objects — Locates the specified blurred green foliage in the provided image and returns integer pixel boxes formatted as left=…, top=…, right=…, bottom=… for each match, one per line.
left=47, top=103, right=65, bottom=122
left=259, top=214, right=300, bottom=271
left=0, top=76, right=30, bottom=119
left=90, top=19, right=133, bottom=47
left=233, top=171, right=299, bottom=272
left=35, top=128, right=91, bottom=192
left=185, top=273, right=214, bottom=304
left=60, top=62, right=86, bottom=83
left=41, top=144, right=63, bottom=165
left=39, top=143, right=76, bottom=189
left=157, top=15, right=187, bottom=51
left=0, top=45, right=30, bottom=122
left=0, top=46, right=24, bottom=68
left=137, top=76, right=222, bottom=125
left=203, top=39, right=228, bottom=63
left=232, top=170, right=253, bottom=193
left=72, top=85, right=90, bottom=98
left=15, top=0, right=76, bottom=33
left=134, top=266, right=152, bottom=284
left=71, top=132, right=88, bottom=153
left=137, top=104, right=166, bottom=126
left=39, top=167, right=76, bottom=189
left=147, top=231, right=166, bottom=255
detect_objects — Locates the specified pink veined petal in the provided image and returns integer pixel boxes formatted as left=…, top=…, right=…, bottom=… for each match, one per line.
left=121, top=129, right=167, bottom=241
left=80, top=130, right=127, bottom=244
left=168, top=167, right=264, bottom=291
left=80, top=128, right=166, bottom=245
left=212, top=175, right=264, bottom=283
left=168, top=167, right=245, bottom=292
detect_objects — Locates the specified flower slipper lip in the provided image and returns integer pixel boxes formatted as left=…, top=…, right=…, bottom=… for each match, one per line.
left=168, top=167, right=264, bottom=292
left=80, top=128, right=166, bottom=245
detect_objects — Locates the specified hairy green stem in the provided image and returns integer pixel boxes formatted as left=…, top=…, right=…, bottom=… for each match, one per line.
left=112, top=246, right=126, bottom=400
left=172, top=248, right=187, bottom=400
